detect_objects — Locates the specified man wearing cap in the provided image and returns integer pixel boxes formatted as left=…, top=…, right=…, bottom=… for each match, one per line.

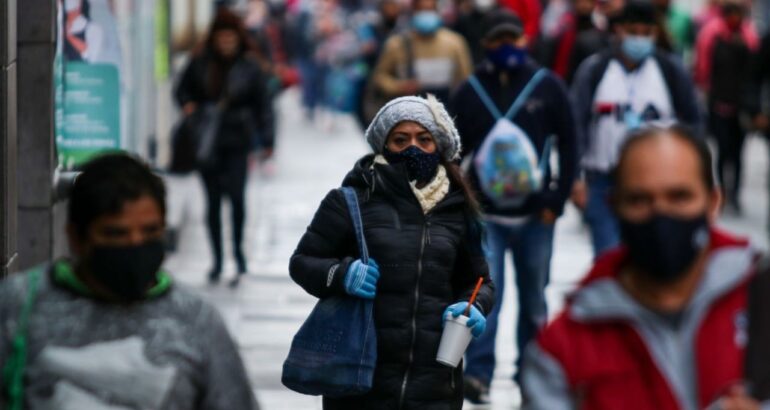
left=570, top=0, right=700, bottom=258
left=449, top=9, right=578, bottom=404
left=521, top=125, right=764, bottom=410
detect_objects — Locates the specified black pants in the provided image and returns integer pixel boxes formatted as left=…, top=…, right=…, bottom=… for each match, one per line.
left=200, top=150, right=249, bottom=274
left=710, top=110, right=746, bottom=204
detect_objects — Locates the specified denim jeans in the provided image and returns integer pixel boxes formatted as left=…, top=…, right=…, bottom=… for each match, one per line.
left=584, top=171, right=620, bottom=257
left=464, top=217, right=555, bottom=385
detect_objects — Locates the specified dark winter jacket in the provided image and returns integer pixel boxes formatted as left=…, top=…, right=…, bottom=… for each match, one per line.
left=175, top=52, right=276, bottom=151
left=449, top=60, right=579, bottom=218
left=289, top=156, right=495, bottom=410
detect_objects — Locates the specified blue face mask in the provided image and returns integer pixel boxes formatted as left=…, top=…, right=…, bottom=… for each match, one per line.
left=622, top=35, right=655, bottom=63
left=486, top=44, right=528, bottom=70
left=412, top=11, right=442, bottom=35
left=383, top=145, right=441, bottom=184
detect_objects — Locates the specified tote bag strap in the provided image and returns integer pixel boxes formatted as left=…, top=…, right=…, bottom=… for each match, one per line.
left=340, top=187, right=369, bottom=264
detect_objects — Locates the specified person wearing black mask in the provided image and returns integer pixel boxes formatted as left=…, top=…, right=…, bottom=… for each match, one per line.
left=0, top=153, right=258, bottom=409
left=449, top=9, right=578, bottom=405
left=290, top=95, right=495, bottom=409
left=521, top=125, right=764, bottom=409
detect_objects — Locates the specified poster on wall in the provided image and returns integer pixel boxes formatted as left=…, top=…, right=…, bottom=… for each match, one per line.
left=55, top=0, right=123, bottom=169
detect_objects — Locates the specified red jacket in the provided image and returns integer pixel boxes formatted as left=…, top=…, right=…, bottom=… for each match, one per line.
left=522, top=229, right=755, bottom=409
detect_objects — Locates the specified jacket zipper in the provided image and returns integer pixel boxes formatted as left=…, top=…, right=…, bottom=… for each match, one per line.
left=399, top=220, right=429, bottom=409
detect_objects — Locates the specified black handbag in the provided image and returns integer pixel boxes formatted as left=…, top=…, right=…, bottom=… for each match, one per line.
left=168, top=102, right=225, bottom=174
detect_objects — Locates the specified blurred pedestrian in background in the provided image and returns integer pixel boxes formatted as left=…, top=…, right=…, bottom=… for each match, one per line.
left=694, top=0, right=758, bottom=214
left=370, top=0, right=473, bottom=108
left=449, top=9, right=578, bottom=404
left=538, top=0, right=609, bottom=84
left=595, top=0, right=626, bottom=31
left=244, top=0, right=300, bottom=93
left=313, top=0, right=376, bottom=129
left=0, top=153, right=258, bottom=410
left=571, top=0, right=700, bottom=257
left=357, top=0, right=407, bottom=128
left=175, top=8, right=275, bottom=285
left=522, top=125, right=763, bottom=410
left=653, top=0, right=695, bottom=61
left=452, top=0, right=499, bottom=65
left=289, top=95, right=495, bottom=409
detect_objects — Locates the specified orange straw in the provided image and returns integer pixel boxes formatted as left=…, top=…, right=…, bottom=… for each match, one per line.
left=464, top=277, right=485, bottom=317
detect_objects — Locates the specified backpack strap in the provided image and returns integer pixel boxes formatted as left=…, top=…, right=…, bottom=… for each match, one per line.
left=468, top=75, right=503, bottom=120
left=504, top=68, right=549, bottom=119
left=3, top=267, right=43, bottom=410
left=538, top=135, right=556, bottom=173
left=340, top=187, right=369, bottom=264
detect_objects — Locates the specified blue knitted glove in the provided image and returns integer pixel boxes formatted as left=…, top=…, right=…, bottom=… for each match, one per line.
left=444, top=302, right=486, bottom=338
left=344, top=259, right=380, bottom=299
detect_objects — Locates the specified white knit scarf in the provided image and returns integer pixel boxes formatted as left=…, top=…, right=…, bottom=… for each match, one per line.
left=373, top=155, right=450, bottom=214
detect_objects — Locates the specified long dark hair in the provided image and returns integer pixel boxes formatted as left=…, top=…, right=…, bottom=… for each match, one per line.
left=443, top=160, right=486, bottom=256
left=195, top=8, right=266, bottom=98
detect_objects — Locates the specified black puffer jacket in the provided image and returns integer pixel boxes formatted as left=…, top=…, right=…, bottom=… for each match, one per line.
left=290, top=155, right=495, bottom=410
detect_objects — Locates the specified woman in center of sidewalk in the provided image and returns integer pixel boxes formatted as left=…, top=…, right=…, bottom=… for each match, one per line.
left=290, top=95, right=495, bottom=410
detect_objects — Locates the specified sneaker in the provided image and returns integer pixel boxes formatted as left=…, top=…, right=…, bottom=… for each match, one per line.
left=463, top=376, right=491, bottom=405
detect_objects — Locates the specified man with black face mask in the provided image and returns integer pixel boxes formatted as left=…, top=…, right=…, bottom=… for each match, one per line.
left=521, top=125, right=765, bottom=410
left=0, top=154, right=258, bottom=410
left=449, top=9, right=578, bottom=404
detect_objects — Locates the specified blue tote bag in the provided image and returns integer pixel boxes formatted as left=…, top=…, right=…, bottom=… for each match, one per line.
left=282, top=187, right=377, bottom=397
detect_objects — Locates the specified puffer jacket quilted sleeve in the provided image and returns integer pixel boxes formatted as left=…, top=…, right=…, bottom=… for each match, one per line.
left=289, top=189, right=357, bottom=299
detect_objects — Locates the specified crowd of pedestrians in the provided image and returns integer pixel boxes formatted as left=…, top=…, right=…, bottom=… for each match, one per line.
left=5, top=0, right=770, bottom=409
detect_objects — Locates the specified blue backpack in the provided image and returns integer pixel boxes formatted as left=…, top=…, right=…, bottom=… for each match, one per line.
left=468, top=69, right=555, bottom=209
left=282, top=187, right=377, bottom=397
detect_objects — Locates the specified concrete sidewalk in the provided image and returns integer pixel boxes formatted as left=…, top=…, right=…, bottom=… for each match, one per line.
left=162, top=89, right=770, bottom=410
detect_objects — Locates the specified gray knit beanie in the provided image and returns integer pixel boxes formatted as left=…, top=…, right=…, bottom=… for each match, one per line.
left=364, top=95, right=462, bottom=161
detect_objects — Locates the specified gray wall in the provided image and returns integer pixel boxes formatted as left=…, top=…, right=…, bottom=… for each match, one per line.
left=1, top=0, right=18, bottom=276
left=16, top=0, right=58, bottom=272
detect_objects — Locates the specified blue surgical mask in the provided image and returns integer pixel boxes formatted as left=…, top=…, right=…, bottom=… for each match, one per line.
left=621, top=35, right=655, bottom=63
left=486, top=44, right=528, bottom=70
left=412, top=11, right=442, bottom=35
left=383, top=145, right=441, bottom=184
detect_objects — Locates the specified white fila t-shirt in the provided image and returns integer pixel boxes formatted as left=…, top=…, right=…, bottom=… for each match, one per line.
left=583, top=58, right=675, bottom=172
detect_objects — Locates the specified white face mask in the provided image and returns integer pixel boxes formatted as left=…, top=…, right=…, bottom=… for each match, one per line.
left=474, top=0, right=496, bottom=11
left=64, top=0, right=81, bottom=12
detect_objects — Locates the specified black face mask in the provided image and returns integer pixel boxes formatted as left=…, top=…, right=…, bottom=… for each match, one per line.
left=383, top=145, right=441, bottom=185
left=620, top=213, right=710, bottom=283
left=87, top=240, right=166, bottom=302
